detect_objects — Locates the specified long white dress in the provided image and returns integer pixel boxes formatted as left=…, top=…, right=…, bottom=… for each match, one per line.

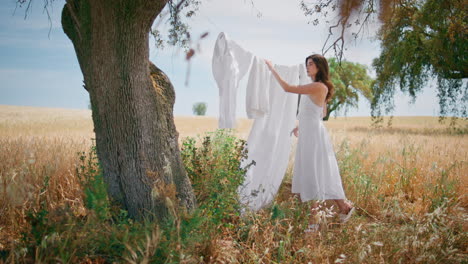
left=292, top=95, right=346, bottom=202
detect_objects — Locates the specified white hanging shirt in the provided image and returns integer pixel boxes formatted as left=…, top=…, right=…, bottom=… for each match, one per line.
left=212, top=32, right=253, bottom=128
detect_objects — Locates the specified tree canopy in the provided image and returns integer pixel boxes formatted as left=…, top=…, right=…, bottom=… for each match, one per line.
left=300, top=0, right=467, bottom=122
left=371, top=0, right=467, bottom=122
left=16, top=0, right=202, bottom=50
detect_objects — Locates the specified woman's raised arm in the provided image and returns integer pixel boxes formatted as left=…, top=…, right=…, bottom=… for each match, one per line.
left=265, top=60, right=325, bottom=95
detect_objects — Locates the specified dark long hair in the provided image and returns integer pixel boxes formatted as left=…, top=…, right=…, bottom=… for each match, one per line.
left=305, top=54, right=334, bottom=103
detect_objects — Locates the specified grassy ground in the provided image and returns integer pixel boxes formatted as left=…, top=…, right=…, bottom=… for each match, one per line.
left=0, top=105, right=466, bottom=263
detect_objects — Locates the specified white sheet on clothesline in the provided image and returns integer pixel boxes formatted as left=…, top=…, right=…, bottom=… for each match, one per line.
left=239, top=65, right=299, bottom=210
left=212, top=32, right=310, bottom=210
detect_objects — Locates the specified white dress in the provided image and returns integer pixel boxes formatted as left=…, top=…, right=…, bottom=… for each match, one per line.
left=292, top=95, right=346, bottom=202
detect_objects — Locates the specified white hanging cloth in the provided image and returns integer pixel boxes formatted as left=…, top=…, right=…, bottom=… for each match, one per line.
left=245, top=56, right=271, bottom=119
left=240, top=63, right=309, bottom=210
left=212, top=32, right=309, bottom=210
left=239, top=64, right=299, bottom=210
left=212, top=32, right=253, bottom=128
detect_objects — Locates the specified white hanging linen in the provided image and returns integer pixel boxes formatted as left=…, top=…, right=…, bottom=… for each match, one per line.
left=245, top=56, right=271, bottom=119
left=295, top=63, right=310, bottom=118
left=239, top=64, right=300, bottom=210
left=212, top=32, right=253, bottom=128
left=298, top=64, right=309, bottom=86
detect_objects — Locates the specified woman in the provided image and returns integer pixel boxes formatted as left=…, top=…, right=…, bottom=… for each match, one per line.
left=265, top=54, right=355, bottom=226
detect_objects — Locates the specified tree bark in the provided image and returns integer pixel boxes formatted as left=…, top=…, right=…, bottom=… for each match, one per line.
left=323, top=102, right=340, bottom=121
left=62, top=0, right=196, bottom=221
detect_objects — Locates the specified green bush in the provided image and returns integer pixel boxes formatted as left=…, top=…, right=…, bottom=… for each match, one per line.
left=76, top=141, right=110, bottom=221
left=181, top=129, right=251, bottom=227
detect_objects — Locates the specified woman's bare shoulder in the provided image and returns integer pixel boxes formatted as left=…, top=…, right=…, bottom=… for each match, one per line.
left=314, top=81, right=328, bottom=91
left=305, top=82, right=328, bottom=94
left=293, top=82, right=328, bottom=95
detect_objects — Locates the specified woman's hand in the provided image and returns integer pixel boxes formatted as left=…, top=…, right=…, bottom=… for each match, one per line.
left=265, top=60, right=275, bottom=72
left=290, top=126, right=299, bottom=137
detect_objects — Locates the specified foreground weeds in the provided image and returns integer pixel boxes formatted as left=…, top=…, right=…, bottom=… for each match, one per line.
left=0, top=129, right=466, bottom=263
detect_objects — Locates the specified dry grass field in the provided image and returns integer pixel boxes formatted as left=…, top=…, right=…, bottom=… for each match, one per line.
left=0, top=104, right=467, bottom=263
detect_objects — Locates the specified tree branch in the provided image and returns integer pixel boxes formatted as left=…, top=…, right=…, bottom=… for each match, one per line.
left=352, top=0, right=374, bottom=42
left=322, top=17, right=343, bottom=55
left=16, top=0, right=57, bottom=38
left=322, top=16, right=348, bottom=62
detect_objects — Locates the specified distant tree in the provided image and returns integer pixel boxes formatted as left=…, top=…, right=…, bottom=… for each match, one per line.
left=192, top=102, right=207, bottom=116
left=326, top=58, right=374, bottom=120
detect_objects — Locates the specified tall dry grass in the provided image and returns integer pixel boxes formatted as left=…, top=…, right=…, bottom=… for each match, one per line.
left=0, top=105, right=466, bottom=263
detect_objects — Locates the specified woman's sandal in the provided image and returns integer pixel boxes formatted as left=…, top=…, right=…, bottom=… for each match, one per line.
left=339, top=207, right=355, bottom=223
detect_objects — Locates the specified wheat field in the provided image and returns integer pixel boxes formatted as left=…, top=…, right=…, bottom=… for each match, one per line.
left=0, top=104, right=466, bottom=263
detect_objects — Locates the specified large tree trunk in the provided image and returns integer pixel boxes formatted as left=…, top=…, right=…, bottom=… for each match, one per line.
left=61, top=0, right=196, bottom=221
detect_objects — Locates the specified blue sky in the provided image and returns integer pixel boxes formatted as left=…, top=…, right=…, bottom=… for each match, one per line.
left=0, top=0, right=440, bottom=117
